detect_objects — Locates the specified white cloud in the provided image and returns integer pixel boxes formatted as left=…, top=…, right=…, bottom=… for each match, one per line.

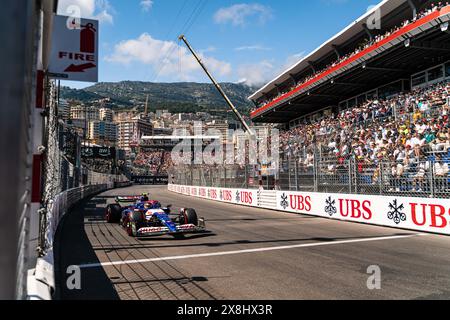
left=58, top=0, right=114, bottom=24
left=236, top=52, right=306, bottom=87
left=214, top=3, right=273, bottom=27
left=237, top=60, right=275, bottom=87
left=283, top=52, right=307, bottom=70
left=140, top=0, right=154, bottom=12
left=105, top=33, right=232, bottom=81
left=200, top=46, right=217, bottom=54
left=235, top=45, right=271, bottom=52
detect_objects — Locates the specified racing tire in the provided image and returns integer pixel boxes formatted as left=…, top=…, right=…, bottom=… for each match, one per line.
left=182, top=208, right=198, bottom=226
left=105, top=204, right=122, bottom=223
left=127, top=211, right=145, bottom=237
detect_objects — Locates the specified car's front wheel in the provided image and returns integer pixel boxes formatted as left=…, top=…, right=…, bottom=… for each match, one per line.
left=127, top=211, right=145, bottom=237
left=180, top=208, right=198, bottom=226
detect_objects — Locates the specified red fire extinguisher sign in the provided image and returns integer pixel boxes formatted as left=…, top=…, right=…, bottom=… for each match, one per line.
left=49, top=15, right=99, bottom=82
left=80, top=23, right=96, bottom=53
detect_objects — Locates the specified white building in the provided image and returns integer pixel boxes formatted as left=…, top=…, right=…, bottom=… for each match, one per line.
left=156, top=109, right=170, bottom=118
left=99, top=108, right=114, bottom=122
left=70, top=105, right=100, bottom=122
left=117, top=117, right=153, bottom=151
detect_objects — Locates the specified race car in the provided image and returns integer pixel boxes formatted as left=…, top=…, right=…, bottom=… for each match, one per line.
left=104, top=193, right=150, bottom=223
left=104, top=195, right=206, bottom=238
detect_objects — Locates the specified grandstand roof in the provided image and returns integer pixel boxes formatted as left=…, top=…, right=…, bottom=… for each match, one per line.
left=141, top=136, right=222, bottom=140
left=249, top=0, right=409, bottom=101
left=250, top=1, right=450, bottom=123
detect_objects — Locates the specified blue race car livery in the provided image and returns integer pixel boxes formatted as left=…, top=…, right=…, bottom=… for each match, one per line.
left=104, top=195, right=206, bottom=238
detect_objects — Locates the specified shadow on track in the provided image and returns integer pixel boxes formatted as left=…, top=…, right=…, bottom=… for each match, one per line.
left=54, top=196, right=120, bottom=300
left=90, top=232, right=414, bottom=252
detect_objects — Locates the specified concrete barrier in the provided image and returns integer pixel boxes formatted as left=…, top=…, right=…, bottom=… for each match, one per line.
left=169, top=184, right=450, bottom=236
left=27, top=177, right=130, bottom=300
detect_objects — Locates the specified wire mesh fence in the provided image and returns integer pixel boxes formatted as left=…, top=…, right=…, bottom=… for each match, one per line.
left=170, top=153, right=450, bottom=199
left=38, top=80, right=129, bottom=258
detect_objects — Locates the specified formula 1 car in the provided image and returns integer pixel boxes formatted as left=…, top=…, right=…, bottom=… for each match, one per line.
left=104, top=195, right=206, bottom=238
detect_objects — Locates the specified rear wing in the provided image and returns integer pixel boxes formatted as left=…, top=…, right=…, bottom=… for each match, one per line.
left=115, top=196, right=141, bottom=204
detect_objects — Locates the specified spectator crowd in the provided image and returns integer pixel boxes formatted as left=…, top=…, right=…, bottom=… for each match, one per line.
left=131, top=149, right=173, bottom=176
left=280, top=80, right=450, bottom=193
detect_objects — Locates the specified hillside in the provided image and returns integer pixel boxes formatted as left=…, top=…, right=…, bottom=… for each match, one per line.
left=60, top=81, right=256, bottom=115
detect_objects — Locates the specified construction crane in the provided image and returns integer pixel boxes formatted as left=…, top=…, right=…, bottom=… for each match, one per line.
left=178, top=34, right=254, bottom=136
left=144, top=94, right=149, bottom=117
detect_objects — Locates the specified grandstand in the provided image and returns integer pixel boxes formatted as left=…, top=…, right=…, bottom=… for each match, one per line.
left=172, top=1, right=450, bottom=198
left=250, top=0, right=450, bottom=123
left=247, top=0, right=450, bottom=195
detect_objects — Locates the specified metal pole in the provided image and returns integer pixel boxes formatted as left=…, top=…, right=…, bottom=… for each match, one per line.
left=379, top=163, right=383, bottom=195
left=179, top=35, right=253, bottom=136
left=348, top=159, right=353, bottom=194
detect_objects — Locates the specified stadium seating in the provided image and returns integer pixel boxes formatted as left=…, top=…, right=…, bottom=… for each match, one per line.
left=280, top=80, right=450, bottom=195
left=130, top=149, right=173, bottom=176
left=253, top=2, right=450, bottom=113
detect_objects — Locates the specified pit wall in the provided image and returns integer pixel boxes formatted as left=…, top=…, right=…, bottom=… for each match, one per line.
left=168, top=184, right=450, bottom=236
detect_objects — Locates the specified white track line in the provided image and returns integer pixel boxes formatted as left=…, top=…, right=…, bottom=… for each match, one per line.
left=79, top=233, right=425, bottom=269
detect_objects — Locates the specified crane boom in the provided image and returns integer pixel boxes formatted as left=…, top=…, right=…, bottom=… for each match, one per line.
left=178, top=35, right=254, bottom=136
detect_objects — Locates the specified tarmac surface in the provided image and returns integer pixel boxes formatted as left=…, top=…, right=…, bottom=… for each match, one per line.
left=55, top=185, right=450, bottom=300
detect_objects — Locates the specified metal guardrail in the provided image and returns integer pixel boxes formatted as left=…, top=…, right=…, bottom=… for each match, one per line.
left=28, top=76, right=130, bottom=300
left=29, top=184, right=107, bottom=300
left=38, top=172, right=129, bottom=258
left=29, top=172, right=130, bottom=300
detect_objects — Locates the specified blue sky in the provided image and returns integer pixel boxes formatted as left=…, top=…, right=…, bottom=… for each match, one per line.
left=57, top=0, right=378, bottom=89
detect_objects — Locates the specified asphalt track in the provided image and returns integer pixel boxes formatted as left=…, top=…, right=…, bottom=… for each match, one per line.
left=55, top=185, right=450, bottom=300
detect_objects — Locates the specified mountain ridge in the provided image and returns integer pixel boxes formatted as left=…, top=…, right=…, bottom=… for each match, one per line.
left=60, top=81, right=257, bottom=115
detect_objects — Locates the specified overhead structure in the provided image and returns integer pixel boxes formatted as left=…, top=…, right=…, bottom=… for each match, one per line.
left=144, top=94, right=149, bottom=116
left=178, top=34, right=254, bottom=136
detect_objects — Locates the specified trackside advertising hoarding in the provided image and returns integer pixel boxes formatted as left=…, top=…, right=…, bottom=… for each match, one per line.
left=168, top=185, right=258, bottom=207
left=168, top=184, right=450, bottom=236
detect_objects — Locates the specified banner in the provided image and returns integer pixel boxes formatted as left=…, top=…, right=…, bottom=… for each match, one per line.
left=169, top=184, right=450, bottom=236
left=276, top=191, right=450, bottom=235
left=81, top=147, right=116, bottom=160
left=132, top=176, right=169, bottom=185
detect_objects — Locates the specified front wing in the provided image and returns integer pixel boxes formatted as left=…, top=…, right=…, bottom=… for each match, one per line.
left=136, top=218, right=207, bottom=237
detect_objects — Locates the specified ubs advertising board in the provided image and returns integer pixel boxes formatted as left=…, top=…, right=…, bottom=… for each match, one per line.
left=169, top=184, right=450, bottom=236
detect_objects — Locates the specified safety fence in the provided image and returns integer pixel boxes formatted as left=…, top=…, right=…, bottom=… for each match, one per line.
left=28, top=173, right=129, bottom=300
left=169, top=184, right=450, bottom=236
left=170, top=154, right=450, bottom=199
left=23, top=76, right=130, bottom=299
left=4, top=1, right=131, bottom=300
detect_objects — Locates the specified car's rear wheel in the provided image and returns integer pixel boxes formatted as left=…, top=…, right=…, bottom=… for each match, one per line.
left=105, top=204, right=122, bottom=223
left=181, top=208, right=198, bottom=226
